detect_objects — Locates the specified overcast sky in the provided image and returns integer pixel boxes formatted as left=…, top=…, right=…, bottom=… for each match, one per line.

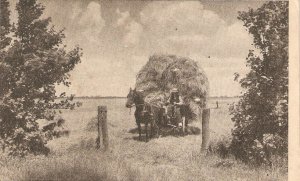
left=9, top=0, right=264, bottom=97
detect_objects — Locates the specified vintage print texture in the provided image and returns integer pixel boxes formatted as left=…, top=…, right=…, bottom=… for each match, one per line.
left=0, top=0, right=289, bottom=180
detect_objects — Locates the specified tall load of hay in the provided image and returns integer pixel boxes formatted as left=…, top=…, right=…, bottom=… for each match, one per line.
left=135, top=54, right=209, bottom=120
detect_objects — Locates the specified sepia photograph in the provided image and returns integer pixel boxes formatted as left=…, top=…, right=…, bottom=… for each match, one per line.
left=0, top=0, right=295, bottom=180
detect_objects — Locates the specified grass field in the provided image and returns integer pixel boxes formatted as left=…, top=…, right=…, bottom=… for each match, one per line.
left=0, top=98, right=287, bottom=181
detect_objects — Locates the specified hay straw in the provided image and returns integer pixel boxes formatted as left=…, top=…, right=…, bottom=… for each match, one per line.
left=135, top=54, right=209, bottom=120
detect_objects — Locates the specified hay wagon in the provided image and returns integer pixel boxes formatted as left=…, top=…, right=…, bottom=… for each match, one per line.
left=160, top=103, right=187, bottom=135
left=133, top=54, right=209, bottom=138
left=142, top=101, right=188, bottom=136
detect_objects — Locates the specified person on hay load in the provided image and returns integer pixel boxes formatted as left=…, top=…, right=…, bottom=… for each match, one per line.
left=166, top=88, right=184, bottom=126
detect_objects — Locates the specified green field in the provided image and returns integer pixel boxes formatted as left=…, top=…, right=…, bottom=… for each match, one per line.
left=0, top=98, right=287, bottom=181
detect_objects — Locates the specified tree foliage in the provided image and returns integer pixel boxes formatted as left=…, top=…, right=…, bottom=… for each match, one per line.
left=0, top=0, right=82, bottom=156
left=0, top=0, right=11, bottom=50
left=230, top=1, right=288, bottom=165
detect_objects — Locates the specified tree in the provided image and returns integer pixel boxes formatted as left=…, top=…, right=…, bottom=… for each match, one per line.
left=230, top=1, right=288, bottom=165
left=0, top=0, right=11, bottom=50
left=0, top=0, right=12, bottom=96
left=0, top=0, right=82, bottom=156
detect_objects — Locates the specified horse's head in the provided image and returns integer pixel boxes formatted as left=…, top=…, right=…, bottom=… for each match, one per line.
left=126, top=88, right=144, bottom=108
left=126, top=88, right=136, bottom=108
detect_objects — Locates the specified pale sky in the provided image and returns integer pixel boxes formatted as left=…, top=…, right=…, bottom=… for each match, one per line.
left=9, top=0, right=264, bottom=97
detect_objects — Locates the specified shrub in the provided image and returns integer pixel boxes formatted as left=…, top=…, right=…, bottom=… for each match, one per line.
left=230, top=1, right=288, bottom=165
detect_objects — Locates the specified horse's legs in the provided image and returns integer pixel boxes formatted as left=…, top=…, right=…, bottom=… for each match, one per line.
left=182, top=116, right=186, bottom=135
left=137, top=122, right=142, bottom=141
left=152, top=117, right=159, bottom=138
left=145, top=122, right=148, bottom=142
left=150, top=121, right=153, bottom=138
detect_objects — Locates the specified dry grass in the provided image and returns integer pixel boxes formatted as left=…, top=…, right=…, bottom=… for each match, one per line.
left=0, top=98, right=287, bottom=181
left=135, top=54, right=209, bottom=118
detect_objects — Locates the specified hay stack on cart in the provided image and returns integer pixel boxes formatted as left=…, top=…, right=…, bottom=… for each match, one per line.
left=135, top=54, right=209, bottom=120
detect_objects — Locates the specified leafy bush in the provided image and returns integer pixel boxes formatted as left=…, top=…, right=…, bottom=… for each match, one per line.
left=230, top=1, right=288, bottom=165
left=208, top=135, right=231, bottom=159
left=0, top=0, right=82, bottom=156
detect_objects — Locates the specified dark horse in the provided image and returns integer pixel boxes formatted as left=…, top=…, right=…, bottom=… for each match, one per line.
left=126, top=88, right=162, bottom=141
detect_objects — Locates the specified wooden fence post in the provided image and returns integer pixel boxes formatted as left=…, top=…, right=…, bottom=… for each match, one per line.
left=98, top=106, right=109, bottom=151
left=96, top=107, right=101, bottom=149
left=201, top=108, right=210, bottom=152
left=198, top=108, right=203, bottom=123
